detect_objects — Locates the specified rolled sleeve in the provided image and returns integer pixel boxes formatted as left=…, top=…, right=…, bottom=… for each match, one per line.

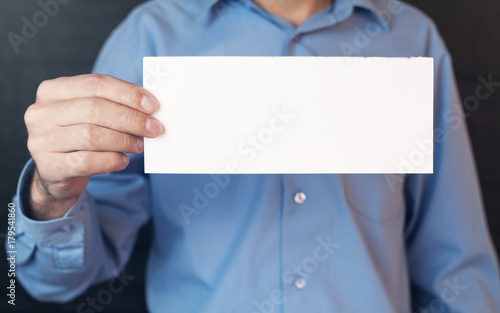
left=13, top=159, right=90, bottom=271
left=9, top=153, right=150, bottom=302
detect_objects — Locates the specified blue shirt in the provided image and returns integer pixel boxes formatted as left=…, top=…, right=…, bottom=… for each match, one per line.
left=10, top=0, right=500, bottom=312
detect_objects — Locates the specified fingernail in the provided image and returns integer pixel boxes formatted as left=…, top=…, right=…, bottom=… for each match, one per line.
left=136, top=138, right=144, bottom=152
left=141, top=96, right=158, bottom=113
left=146, top=118, right=163, bottom=136
left=122, top=154, right=130, bottom=167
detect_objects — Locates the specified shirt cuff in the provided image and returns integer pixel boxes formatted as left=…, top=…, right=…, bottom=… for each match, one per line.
left=15, top=159, right=88, bottom=245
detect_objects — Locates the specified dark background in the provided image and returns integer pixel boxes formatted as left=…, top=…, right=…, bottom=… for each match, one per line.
left=0, top=0, right=499, bottom=312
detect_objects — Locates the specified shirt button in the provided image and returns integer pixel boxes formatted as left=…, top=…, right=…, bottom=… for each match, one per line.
left=81, top=200, right=88, bottom=211
left=61, top=224, right=74, bottom=232
left=294, top=192, right=306, bottom=204
left=293, top=277, right=306, bottom=289
left=292, top=35, right=301, bottom=43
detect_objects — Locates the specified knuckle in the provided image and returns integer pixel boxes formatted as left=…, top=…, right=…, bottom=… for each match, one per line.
left=80, top=124, right=94, bottom=141
left=24, top=104, right=47, bottom=134
left=36, top=77, right=66, bottom=101
left=26, top=137, right=37, bottom=154
left=83, top=96, right=98, bottom=109
left=79, top=124, right=96, bottom=149
left=35, top=79, right=52, bottom=101
left=24, top=105, right=37, bottom=127
left=79, top=153, right=93, bottom=170
left=129, top=86, right=144, bottom=105
left=67, top=152, right=91, bottom=175
left=79, top=97, right=100, bottom=120
left=83, top=74, right=107, bottom=93
left=123, top=108, right=143, bottom=130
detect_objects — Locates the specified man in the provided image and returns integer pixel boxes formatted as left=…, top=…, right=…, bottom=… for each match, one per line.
left=11, top=0, right=500, bottom=312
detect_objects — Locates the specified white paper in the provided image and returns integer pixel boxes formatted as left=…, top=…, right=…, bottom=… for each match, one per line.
left=143, top=57, right=433, bottom=174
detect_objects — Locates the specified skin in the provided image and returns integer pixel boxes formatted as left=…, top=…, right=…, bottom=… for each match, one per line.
left=26, top=0, right=332, bottom=221
left=26, top=75, right=163, bottom=220
left=253, top=0, right=332, bottom=26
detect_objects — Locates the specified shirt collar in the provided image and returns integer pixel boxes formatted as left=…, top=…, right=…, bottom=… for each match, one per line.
left=349, top=0, right=390, bottom=30
left=175, top=0, right=390, bottom=30
left=173, top=0, right=223, bottom=15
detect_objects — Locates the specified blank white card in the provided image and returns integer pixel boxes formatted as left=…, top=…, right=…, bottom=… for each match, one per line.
left=143, top=57, right=433, bottom=174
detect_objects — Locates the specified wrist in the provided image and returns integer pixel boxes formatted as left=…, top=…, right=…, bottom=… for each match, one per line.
left=28, top=168, right=77, bottom=221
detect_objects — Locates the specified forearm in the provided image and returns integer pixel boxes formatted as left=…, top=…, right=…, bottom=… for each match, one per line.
left=9, top=159, right=151, bottom=302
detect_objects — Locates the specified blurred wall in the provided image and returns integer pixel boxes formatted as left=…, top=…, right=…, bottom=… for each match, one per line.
left=0, top=1, right=499, bottom=312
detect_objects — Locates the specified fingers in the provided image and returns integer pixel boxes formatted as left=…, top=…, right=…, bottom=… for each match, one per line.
left=37, top=151, right=130, bottom=181
left=59, top=97, right=163, bottom=137
left=26, top=97, right=163, bottom=138
left=25, top=74, right=162, bottom=208
left=31, top=124, right=144, bottom=154
left=65, top=151, right=129, bottom=178
left=36, top=74, right=159, bottom=114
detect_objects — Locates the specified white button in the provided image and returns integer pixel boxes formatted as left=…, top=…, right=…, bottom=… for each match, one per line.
left=294, top=192, right=306, bottom=204
left=293, top=277, right=306, bottom=289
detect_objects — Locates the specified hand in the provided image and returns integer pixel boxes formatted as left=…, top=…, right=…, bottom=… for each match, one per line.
left=24, top=74, right=163, bottom=220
